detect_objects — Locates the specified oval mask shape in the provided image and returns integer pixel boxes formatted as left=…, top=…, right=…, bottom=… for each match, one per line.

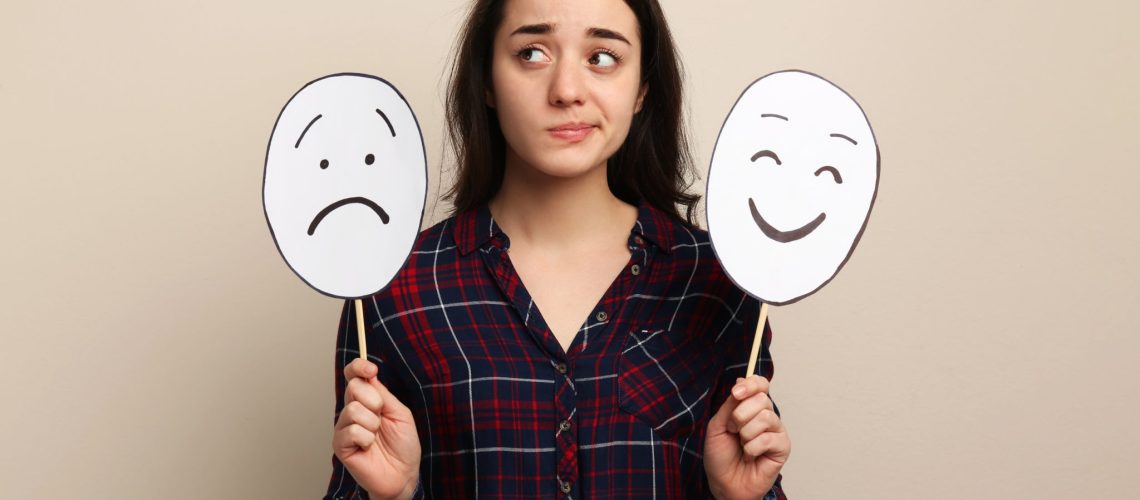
left=263, top=73, right=427, bottom=299
left=707, top=70, right=879, bottom=305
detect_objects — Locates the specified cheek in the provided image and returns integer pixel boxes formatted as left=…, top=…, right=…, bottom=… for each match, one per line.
left=604, top=75, right=644, bottom=116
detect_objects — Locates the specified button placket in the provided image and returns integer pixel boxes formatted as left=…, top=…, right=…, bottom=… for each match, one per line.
left=553, top=355, right=578, bottom=494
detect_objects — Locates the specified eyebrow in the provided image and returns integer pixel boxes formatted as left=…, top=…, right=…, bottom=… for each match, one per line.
left=375, top=108, right=396, bottom=137
left=830, top=133, right=857, bottom=146
left=509, top=23, right=632, bottom=45
left=587, top=27, right=631, bottom=45
left=761, top=113, right=788, bottom=121
left=294, top=114, right=322, bottom=148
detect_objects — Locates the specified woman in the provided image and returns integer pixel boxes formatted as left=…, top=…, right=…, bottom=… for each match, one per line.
left=326, top=0, right=790, bottom=498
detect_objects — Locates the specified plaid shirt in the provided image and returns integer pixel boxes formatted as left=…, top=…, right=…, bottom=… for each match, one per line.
left=324, top=201, right=786, bottom=499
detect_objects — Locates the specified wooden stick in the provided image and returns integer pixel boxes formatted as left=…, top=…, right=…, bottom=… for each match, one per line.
left=745, top=302, right=770, bottom=377
left=354, top=298, right=368, bottom=360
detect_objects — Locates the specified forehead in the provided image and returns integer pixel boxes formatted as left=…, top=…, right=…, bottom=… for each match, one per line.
left=498, top=0, right=640, bottom=41
left=742, top=72, right=869, bottom=134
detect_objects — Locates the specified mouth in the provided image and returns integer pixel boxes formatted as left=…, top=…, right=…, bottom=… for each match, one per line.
left=748, top=197, right=825, bottom=243
left=548, top=122, right=595, bottom=142
left=308, top=196, right=390, bottom=236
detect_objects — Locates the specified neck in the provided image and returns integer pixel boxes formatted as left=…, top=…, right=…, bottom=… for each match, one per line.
left=489, top=152, right=636, bottom=250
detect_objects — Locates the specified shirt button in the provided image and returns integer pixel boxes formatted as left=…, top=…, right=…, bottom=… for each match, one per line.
left=555, top=362, right=567, bottom=374
left=559, top=419, right=572, bottom=432
left=595, top=311, right=608, bottom=322
left=560, top=481, right=572, bottom=493
left=630, top=264, right=641, bottom=276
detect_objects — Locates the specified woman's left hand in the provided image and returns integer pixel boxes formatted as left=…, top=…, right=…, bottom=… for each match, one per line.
left=704, top=374, right=791, bottom=500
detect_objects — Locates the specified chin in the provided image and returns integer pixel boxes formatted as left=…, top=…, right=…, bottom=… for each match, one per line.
left=519, top=147, right=609, bottom=179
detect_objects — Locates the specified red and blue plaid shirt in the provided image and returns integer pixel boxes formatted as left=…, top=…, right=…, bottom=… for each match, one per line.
left=324, top=201, right=786, bottom=499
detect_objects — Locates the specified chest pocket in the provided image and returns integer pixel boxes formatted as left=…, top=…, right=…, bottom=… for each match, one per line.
left=617, top=327, right=721, bottom=439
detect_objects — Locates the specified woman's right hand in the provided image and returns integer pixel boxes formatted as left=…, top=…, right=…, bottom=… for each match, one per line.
left=333, top=358, right=421, bottom=499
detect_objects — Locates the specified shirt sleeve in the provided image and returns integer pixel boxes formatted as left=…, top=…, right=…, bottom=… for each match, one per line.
left=705, top=296, right=787, bottom=499
left=323, top=300, right=425, bottom=500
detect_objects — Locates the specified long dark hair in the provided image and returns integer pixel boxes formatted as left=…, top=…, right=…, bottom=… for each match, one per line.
left=444, top=0, right=699, bottom=224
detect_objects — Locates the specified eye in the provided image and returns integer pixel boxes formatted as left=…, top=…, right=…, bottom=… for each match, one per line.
left=750, top=150, right=782, bottom=165
left=814, top=166, right=843, bottom=184
left=319, top=159, right=329, bottom=170
left=517, top=46, right=549, bottom=63
left=588, top=50, right=620, bottom=68
left=364, top=154, right=375, bottom=165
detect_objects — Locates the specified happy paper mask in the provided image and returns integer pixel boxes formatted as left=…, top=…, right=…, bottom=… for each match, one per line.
left=706, top=70, right=879, bottom=305
left=263, top=73, right=427, bottom=299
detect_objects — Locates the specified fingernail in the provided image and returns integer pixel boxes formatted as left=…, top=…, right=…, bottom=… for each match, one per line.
left=732, top=385, right=745, bottom=397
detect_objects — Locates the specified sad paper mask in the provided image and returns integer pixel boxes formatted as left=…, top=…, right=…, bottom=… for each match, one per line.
left=263, top=73, right=427, bottom=299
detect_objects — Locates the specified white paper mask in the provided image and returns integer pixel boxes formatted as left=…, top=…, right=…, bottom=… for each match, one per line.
left=707, top=70, right=879, bottom=305
left=263, top=73, right=427, bottom=299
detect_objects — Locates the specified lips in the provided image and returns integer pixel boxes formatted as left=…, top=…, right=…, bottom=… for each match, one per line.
left=548, top=122, right=595, bottom=142
left=748, top=197, right=826, bottom=243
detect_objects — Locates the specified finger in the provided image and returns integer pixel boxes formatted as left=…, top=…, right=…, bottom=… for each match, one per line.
left=345, top=377, right=383, bottom=413
left=343, top=358, right=379, bottom=382
left=743, top=430, right=791, bottom=461
left=333, top=424, right=376, bottom=456
left=731, top=392, right=774, bottom=429
left=742, top=431, right=777, bottom=459
left=372, top=378, right=414, bottom=421
left=336, top=401, right=382, bottom=432
left=738, top=408, right=780, bottom=442
left=731, top=374, right=770, bottom=401
left=345, top=423, right=377, bottom=450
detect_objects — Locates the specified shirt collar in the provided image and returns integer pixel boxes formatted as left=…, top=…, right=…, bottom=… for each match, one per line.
left=631, top=200, right=678, bottom=254
left=454, top=204, right=504, bottom=256
left=453, top=199, right=681, bottom=256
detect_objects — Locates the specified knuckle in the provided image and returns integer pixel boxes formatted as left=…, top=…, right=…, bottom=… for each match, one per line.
left=345, top=401, right=369, bottom=420
left=756, top=376, right=770, bottom=390
left=731, top=407, right=749, bottom=425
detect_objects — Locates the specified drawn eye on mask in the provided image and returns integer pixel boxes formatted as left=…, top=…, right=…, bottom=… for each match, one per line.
left=263, top=73, right=427, bottom=300
left=706, top=70, right=879, bottom=306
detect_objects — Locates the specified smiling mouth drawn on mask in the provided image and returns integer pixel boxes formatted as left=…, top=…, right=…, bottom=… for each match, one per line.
left=748, top=197, right=826, bottom=243
left=308, top=197, right=390, bottom=235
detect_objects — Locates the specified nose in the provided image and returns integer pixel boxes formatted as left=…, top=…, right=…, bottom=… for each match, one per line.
left=548, top=58, right=586, bottom=107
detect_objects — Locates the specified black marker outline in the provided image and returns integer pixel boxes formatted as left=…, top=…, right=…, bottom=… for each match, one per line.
left=814, top=166, right=843, bottom=184
left=295, top=114, right=322, bottom=148
left=705, top=69, right=881, bottom=306
left=262, top=72, right=429, bottom=299
left=748, top=197, right=826, bottom=243
left=830, top=133, right=857, bottom=146
left=750, top=149, right=782, bottom=165
left=376, top=108, right=396, bottom=137
left=308, top=196, right=390, bottom=235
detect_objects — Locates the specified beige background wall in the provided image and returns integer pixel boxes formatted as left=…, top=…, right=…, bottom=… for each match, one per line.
left=3, top=0, right=1137, bottom=498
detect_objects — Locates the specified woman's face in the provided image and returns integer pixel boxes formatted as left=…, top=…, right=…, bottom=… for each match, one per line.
left=489, top=0, right=645, bottom=180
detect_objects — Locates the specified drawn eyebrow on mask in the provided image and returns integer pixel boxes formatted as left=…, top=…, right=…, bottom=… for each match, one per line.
left=761, top=113, right=788, bottom=121
left=376, top=108, right=395, bottom=137
left=830, top=133, right=857, bottom=146
left=295, top=114, right=322, bottom=148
